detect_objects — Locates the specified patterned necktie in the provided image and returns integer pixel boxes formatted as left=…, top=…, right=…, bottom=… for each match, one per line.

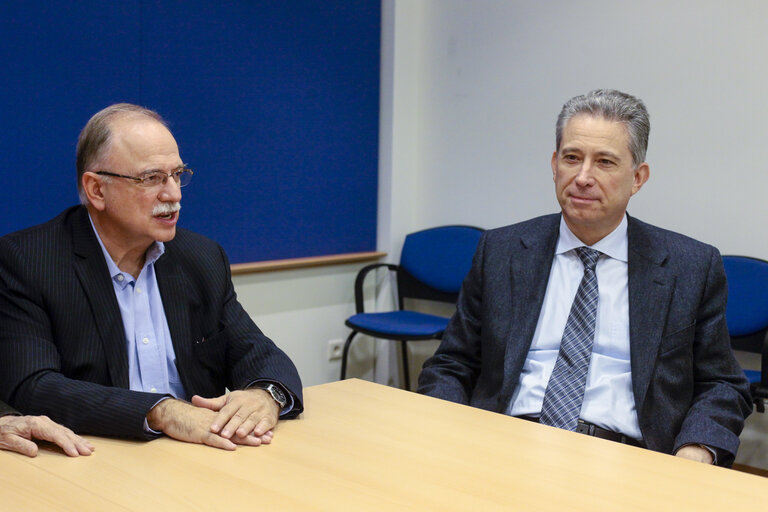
left=539, top=247, right=601, bottom=431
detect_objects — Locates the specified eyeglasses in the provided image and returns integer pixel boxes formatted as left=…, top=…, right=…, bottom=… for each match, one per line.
left=95, top=165, right=193, bottom=188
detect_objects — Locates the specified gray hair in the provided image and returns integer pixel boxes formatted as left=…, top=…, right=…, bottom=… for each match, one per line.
left=76, top=103, right=168, bottom=204
left=555, top=89, right=650, bottom=168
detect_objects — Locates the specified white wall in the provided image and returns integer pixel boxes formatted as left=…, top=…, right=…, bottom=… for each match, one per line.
left=387, top=0, right=768, bottom=257
left=232, top=263, right=376, bottom=388
left=382, top=0, right=768, bottom=466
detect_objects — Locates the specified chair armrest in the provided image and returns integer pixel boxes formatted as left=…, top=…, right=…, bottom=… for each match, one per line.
left=353, top=263, right=399, bottom=314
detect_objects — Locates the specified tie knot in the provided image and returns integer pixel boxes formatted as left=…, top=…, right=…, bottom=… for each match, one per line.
left=575, top=247, right=600, bottom=272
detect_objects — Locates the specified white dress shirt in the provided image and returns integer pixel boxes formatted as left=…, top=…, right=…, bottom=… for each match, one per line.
left=508, top=215, right=642, bottom=440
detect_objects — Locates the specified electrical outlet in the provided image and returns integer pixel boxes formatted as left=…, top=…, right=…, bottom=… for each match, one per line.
left=327, top=338, right=345, bottom=361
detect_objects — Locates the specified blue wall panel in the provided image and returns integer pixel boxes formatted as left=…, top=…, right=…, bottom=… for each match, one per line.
left=0, top=1, right=379, bottom=263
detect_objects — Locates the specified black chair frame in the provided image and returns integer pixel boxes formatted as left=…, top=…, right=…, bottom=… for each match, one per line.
left=341, top=262, right=460, bottom=391
left=731, top=329, right=768, bottom=412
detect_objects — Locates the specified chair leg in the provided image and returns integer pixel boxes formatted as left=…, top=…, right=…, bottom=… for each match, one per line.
left=340, top=331, right=358, bottom=380
left=400, top=340, right=410, bottom=391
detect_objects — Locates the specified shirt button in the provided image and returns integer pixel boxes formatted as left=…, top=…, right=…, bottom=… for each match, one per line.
left=150, top=387, right=157, bottom=393
left=117, top=275, right=124, bottom=282
left=142, top=337, right=149, bottom=345
left=136, top=287, right=142, bottom=294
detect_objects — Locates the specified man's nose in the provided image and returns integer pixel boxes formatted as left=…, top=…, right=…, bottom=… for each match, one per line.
left=158, top=176, right=182, bottom=202
left=574, top=160, right=595, bottom=185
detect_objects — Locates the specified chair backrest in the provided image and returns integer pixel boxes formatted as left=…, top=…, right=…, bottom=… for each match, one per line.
left=397, top=225, right=483, bottom=304
left=723, top=255, right=768, bottom=344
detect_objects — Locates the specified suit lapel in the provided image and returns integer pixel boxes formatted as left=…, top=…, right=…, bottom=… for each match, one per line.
left=154, top=247, right=195, bottom=397
left=627, top=217, right=674, bottom=414
left=70, top=207, right=130, bottom=388
left=498, top=216, right=559, bottom=410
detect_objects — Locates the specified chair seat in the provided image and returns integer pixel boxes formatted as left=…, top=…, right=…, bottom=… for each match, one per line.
left=346, top=311, right=450, bottom=338
left=745, top=369, right=761, bottom=385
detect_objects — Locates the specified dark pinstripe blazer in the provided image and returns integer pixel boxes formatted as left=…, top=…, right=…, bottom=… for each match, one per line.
left=0, top=206, right=303, bottom=439
left=418, top=214, right=751, bottom=466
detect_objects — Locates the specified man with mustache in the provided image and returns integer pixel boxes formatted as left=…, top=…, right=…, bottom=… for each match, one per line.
left=0, top=104, right=303, bottom=449
left=418, top=90, right=751, bottom=466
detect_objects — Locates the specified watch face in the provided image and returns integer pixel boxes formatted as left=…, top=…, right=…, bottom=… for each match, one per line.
left=268, top=384, right=287, bottom=407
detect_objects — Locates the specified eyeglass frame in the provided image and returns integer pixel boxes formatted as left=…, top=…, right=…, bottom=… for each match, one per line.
left=94, top=164, right=193, bottom=188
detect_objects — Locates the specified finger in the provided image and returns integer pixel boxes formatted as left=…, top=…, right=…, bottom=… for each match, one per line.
left=259, top=430, right=273, bottom=445
left=73, top=437, right=95, bottom=456
left=191, top=394, right=227, bottom=412
left=1, top=434, right=39, bottom=457
left=53, top=435, right=80, bottom=457
left=215, top=395, right=260, bottom=437
left=219, top=408, right=252, bottom=439
left=60, top=432, right=94, bottom=456
left=34, top=424, right=89, bottom=457
left=202, top=432, right=237, bottom=451
left=231, top=432, right=263, bottom=447
left=203, top=399, right=247, bottom=435
left=253, top=415, right=277, bottom=437
left=234, top=416, right=259, bottom=439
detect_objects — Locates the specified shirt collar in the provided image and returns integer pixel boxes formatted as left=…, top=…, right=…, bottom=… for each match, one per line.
left=88, top=214, right=165, bottom=288
left=556, top=214, right=628, bottom=263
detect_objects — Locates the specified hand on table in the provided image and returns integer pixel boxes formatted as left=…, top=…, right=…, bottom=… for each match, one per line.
left=191, top=388, right=279, bottom=443
left=0, top=415, right=94, bottom=457
left=147, top=398, right=268, bottom=450
left=675, top=444, right=714, bottom=464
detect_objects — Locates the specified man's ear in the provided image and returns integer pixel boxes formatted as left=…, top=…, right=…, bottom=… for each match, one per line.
left=81, top=172, right=107, bottom=210
left=631, top=163, right=650, bottom=195
left=551, top=151, right=558, bottom=183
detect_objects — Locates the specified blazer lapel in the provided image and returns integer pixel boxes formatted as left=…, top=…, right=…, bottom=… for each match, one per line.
left=70, top=207, right=130, bottom=388
left=627, top=217, right=674, bottom=414
left=154, top=249, right=195, bottom=398
left=498, top=216, right=559, bottom=410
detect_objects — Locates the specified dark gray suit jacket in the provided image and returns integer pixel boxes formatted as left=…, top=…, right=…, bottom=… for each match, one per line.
left=0, top=206, right=303, bottom=439
left=418, top=213, right=751, bottom=466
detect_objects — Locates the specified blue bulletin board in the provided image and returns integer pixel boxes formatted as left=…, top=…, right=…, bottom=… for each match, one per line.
left=0, top=1, right=380, bottom=264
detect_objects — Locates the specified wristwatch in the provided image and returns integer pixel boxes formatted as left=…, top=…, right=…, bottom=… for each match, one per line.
left=254, top=383, right=287, bottom=410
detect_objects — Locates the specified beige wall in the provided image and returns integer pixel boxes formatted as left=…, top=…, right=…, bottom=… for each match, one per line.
left=232, top=264, right=376, bottom=388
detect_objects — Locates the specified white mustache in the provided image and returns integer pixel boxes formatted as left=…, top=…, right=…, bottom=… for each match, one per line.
left=153, top=202, right=181, bottom=216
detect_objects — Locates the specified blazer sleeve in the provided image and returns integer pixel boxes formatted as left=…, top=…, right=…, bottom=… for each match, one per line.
left=213, top=244, right=304, bottom=418
left=417, top=233, right=486, bottom=403
left=671, top=247, right=752, bottom=466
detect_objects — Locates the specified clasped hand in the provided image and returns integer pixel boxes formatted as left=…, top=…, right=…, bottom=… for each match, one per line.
left=147, top=389, right=279, bottom=450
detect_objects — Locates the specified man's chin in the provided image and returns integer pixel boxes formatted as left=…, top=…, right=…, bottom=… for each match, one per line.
left=154, top=226, right=177, bottom=242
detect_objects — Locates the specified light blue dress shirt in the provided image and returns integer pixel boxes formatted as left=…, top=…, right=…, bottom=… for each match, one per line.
left=508, top=215, right=642, bottom=440
left=89, top=217, right=185, bottom=399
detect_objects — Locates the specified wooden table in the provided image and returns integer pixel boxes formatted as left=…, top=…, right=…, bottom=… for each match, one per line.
left=2, top=379, right=765, bottom=511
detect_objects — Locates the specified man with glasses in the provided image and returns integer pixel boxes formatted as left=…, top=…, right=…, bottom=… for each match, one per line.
left=0, top=104, right=303, bottom=449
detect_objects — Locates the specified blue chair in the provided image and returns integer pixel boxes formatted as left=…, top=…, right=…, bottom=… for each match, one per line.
left=341, top=225, right=483, bottom=390
left=723, top=255, right=768, bottom=412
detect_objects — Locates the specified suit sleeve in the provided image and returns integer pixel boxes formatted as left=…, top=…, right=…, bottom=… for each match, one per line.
left=214, top=244, right=304, bottom=418
left=672, top=247, right=752, bottom=466
left=417, top=233, right=486, bottom=403
left=0, top=237, right=164, bottom=439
